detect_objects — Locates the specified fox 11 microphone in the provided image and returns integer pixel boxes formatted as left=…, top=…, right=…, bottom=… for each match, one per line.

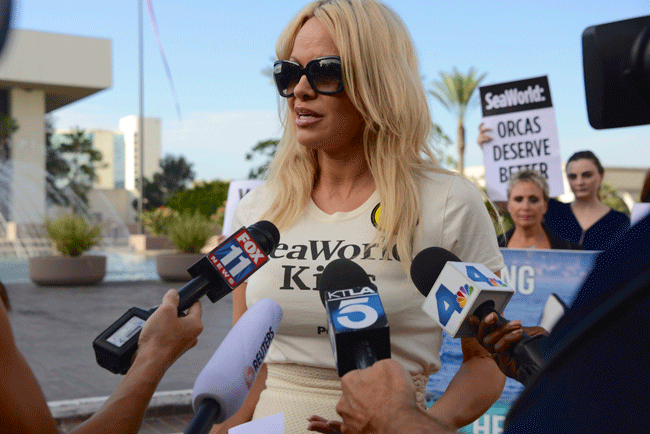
left=93, top=221, right=280, bottom=374
left=410, top=247, right=547, bottom=386
left=184, top=298, right=283, bottom=434
left=317, top=258, right=390, bottom=377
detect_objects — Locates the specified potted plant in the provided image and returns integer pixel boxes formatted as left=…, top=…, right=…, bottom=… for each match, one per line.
left=156, top=213, right=217, bottom=282
left=29, top=213, right=106, bottom=286
left=131, top=207, right=177, bottom=251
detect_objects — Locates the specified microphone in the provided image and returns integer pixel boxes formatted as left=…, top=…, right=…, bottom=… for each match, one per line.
left=93, top=221, right=280, bottom=374
left=410, top=247, right=545, bottom=386
left=185, top=298, right=283, bottom=434
left=317, top=258, right=390, bottom=377
left=410, top=247, right=515, bottom=338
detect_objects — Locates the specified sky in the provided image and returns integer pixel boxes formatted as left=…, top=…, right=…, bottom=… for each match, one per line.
left=10, top=0, right=650, bottom=181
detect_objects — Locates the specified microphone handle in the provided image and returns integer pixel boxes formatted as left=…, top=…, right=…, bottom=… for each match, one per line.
left=147, top=275, right=212, bottom=317
left=184, top=398, right=221, bottom=434
left=473, top=300, right=510, bottom=328
left=473, top=300, right=547, bottom=386
left=354, top=339, right=377, bottom=370
left=177, top=275, right=212, bottom=313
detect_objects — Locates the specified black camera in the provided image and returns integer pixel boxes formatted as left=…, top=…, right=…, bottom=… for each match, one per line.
left=583, top=15, right=650, bottom=129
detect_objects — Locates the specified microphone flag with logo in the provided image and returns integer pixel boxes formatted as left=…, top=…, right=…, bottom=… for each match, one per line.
left=318, top=258, right=390, bottom=376
left=410, top=247, right=515, bottom=338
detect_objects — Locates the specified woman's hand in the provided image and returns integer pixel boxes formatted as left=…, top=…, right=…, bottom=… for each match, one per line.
left=307, top=415, right=344, bottom=433
left=477, top=122, right=493, bottom=148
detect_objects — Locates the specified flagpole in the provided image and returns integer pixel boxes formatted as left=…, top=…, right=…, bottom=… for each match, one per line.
left=138, top=0, right=145, bottom=234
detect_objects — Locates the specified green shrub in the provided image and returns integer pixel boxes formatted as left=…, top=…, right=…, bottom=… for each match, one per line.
left=166, top=180, right=229, bottom=219
left=140, top=207, right=179, bottom=236
left=166, top=213, right=217, bottom=254
left=46, top=213, right=102, bottom=257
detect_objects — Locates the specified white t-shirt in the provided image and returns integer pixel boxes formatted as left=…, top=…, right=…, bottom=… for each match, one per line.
left=232, top=171, right=505, bottom=376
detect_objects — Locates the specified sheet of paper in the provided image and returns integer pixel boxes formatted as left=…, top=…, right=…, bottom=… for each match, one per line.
left=228, top=412, right=284, bottom=434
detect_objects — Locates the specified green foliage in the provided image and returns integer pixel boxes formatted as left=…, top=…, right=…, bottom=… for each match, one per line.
left=45, top=213, right=102, bottom=257
left=140, top=207, right=179, bottom=236
left=140, top=154, right=196, bottom=211
left=246, top=138, right=279, bottom=179
left=0, top=113, right=18, bottom=144
left=601, top=183, right=630, bottom=215
left=166, top=180, right=229, bottom=221
left=429, top=67, right=487, bottom=174
left=46, top=127, right=106, bottom=211
left=166, top=213, right=217, bottom=254
left=428, top=122, right=457, bottom=169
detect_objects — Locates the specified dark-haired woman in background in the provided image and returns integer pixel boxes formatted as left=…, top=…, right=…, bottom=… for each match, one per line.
left=544, top=151, right=629, bottom=250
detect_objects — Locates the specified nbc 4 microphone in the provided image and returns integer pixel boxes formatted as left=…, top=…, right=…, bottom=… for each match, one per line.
left=93, top=221, right=280, bottom=374
left=185, top=298, right=283, bottom=434
left=410, top=247, right=546, bottom=386
left=318, top=258, right=390, bottom=377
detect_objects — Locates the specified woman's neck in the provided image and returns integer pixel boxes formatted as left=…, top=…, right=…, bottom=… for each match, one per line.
left=509, top=224, right=549, bottom=248
left=311, top=148, right=375, bottom=213
left=571, top=194, right=603, bottom=210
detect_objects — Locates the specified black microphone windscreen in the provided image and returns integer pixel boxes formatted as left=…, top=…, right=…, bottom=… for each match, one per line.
left=318, top=259, right=372, bottom=306
left=249, top=220, right=280, bottom=254
left=410, top=247, right=461, bottom=297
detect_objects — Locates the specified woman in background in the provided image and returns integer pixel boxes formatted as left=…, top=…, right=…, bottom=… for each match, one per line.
left=498, top=169, right=581, bottom=250
left=478, top=124, right=629, bottom=250
left=544, top=151, right=629, bottom=250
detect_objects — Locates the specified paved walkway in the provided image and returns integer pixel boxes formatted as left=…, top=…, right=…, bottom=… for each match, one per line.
left=5, top=279, right=234, bottom=434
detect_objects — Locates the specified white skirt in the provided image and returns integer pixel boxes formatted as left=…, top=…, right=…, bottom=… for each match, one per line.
left=252, top=363, right=428, bottom=434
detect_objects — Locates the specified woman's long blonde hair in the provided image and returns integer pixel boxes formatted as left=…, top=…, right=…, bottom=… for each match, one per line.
left=262, top=0, right=447, bottom=270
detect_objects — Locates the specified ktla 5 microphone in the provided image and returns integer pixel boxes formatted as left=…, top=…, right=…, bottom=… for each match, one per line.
left=93, top=221, right=280, bottom=374
left=410, top=247, right=515, bottom=338
left=318, top=258, right=390, bottom=377
left=411, top=247, right=546, bottom=386
left=185, top=298, right=283, bottom=434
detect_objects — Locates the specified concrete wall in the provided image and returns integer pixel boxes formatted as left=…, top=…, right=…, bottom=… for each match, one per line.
left=9, top=88, right=45, bottom=224
left=0, top=30, right=111, bottom=112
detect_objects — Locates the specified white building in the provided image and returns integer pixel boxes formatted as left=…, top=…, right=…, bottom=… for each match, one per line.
left=52, top=116, right=161, bottom=192
left=118, top=115, right=161, bottom=191
left=0, top=29, right=111, bottom=226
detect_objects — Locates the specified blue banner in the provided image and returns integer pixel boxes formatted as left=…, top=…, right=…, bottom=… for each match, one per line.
left=424, top=248, right=599, bottom=433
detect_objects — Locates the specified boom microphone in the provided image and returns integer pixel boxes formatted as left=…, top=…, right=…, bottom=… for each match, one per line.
left=185, top=298, right=283, bottom=434
left=318, top=259, right=390, bottom=377
left=93, top=221, right=280, bottom=374
left=410, top=247, right=545, bottom=386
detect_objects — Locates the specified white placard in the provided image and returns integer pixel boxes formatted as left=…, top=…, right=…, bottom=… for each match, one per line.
left=631, top=203, right=650, bottom=226
left=479, top=76, right=564, bottom=202
left=222, top=180, right=265, bottom=236
left=229, top=412, right=284, bottom=434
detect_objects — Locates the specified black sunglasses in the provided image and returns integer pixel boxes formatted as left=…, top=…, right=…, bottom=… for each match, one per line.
left=273, top=55, right=344, bottom=98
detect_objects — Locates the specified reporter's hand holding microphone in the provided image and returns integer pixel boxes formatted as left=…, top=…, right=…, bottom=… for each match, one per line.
left=136, top=289, right=204, bottom=377
left=468, top=314, right=548, bottom=381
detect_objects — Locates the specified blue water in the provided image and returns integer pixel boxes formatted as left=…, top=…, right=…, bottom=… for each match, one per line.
left=0, top=251, right=158, bottom=284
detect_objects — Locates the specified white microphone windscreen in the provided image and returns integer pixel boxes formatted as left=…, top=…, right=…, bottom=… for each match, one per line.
left=191, top=298, right=282, bottom=422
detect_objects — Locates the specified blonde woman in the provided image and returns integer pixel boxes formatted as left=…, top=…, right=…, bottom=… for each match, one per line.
left=498, top=169, right=582, bottom=250
left=212, top=1, right=506, bottom=433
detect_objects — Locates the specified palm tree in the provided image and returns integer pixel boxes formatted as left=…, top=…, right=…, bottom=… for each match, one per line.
left=429, top=68, right=486, bottom=175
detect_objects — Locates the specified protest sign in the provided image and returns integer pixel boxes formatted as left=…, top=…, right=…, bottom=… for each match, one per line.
left=479, top=76, right=564, bottom=201
left=222, top=180, right=264, bottom=236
